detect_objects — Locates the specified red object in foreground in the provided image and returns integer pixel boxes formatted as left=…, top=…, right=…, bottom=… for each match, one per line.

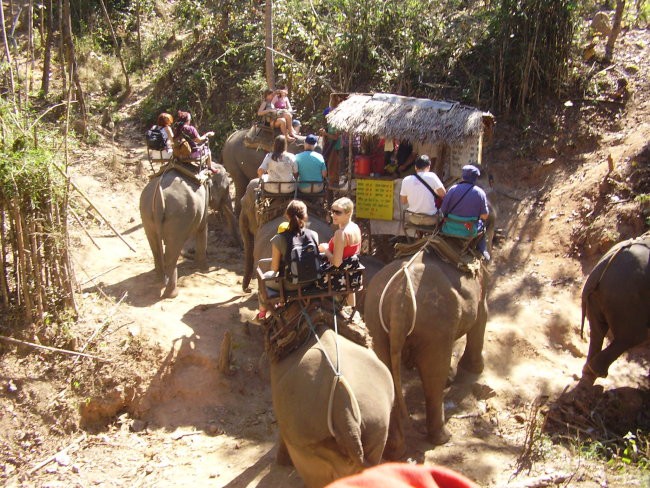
left=325, top=463, right=479, bottom=488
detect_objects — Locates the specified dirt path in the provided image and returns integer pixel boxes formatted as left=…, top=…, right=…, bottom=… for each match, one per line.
left=3, top=29, right=650, bottom=488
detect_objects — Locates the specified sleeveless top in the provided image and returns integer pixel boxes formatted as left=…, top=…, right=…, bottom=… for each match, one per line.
left=328, top=235, right=361, bottom=259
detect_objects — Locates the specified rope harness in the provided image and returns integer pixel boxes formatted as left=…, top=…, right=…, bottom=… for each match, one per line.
left=378, top=239, right=429, bottom=336
left=298, top=299, right=360, bottom=439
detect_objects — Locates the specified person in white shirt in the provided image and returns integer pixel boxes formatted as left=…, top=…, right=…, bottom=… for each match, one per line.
left=400, top=155, right=446, bottom=227
left=257, top=135, right=298, bottom=194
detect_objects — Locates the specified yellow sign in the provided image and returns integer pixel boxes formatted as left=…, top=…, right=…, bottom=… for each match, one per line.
left=356, top=179, right=394, bottom=220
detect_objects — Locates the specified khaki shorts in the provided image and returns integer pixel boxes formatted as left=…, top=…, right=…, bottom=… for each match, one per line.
left=405, top=211, right=439, bottom=227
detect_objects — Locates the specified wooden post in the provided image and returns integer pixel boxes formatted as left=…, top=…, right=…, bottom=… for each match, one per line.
left=217, top=330, right=232, bottom=374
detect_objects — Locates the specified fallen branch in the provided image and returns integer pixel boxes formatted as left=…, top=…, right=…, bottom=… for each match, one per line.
left=79, top=265, right=122, bottom=286
left=503, top=472, right=572, bottom=488
left=196, top=272, right=232, bottom=287
left=69, top=206, right=101, bottom=250
left=73, top=291, right=128, bottom=364
left=28, top=433, right=87, bottom=475
left=0, top=335, right=111, bottom=362
left=52, top=163, right=137, bottom=252
left=171, top=430, right=201, bottom=440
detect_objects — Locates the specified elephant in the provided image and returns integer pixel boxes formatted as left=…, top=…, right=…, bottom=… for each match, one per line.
left=580, top=231, right=650, bottom=385
left=363, top=229, right=494, bottom=458
left=221, top=128, right=304, bottom=214
left=239, top=178, right=333, bottom=292
left=139, top=164, right=238, bottom=298
left=269, top=305, right=394, bottom=488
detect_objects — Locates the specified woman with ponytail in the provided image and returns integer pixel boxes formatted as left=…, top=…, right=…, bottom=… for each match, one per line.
left=253, top=200, right=320, bottom=323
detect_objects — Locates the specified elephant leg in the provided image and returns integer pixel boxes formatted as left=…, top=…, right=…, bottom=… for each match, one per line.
left=362, top=433, right=387, bottom=466
left=581, top=306, right=608, bottom=381
left=276, top=435, right=293, bottom=466
left=194, top=223, right=208, bottom=271
left=417, top=336, right=454, bottom=445
left=221, top=200, right=242, bottom=248
left=143, top=225, right=164, bottom=281
left=287, top=443, right=358, bottom=488
left=162, top=240, right=184, bottom=299
left=587, top=319, right=647, bottom=379
left=457, top=299, right=487, bottom=378
left=383, top=408, right=406, bottom=460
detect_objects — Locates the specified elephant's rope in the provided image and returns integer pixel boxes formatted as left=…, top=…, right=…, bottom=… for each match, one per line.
left=378, top=244, right=425, bottom=336
left=298, top=301, right=361, bottom=439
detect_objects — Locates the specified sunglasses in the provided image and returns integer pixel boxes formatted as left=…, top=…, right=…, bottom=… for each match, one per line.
left=330, top=208, right=344, bottom=215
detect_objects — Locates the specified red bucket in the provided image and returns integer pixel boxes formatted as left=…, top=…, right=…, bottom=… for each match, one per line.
left=354, top=155, right=371, bottom=176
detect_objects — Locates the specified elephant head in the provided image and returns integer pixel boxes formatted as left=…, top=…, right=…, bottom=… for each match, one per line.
left=209, top=164, right=241, bottom=248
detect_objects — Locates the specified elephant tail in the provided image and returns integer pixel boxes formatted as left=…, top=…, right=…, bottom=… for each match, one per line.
left=389, top=290, right=410, bottom=423
left=329, top=375, right=365, bottom=467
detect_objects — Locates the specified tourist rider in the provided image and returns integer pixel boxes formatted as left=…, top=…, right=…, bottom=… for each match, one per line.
left=254, top=200, right=319, bottom=323
left=440, top=165, right=490, bottom=260
left=318, top=197, right=362, bottom=316
left=257, top=135, right=298, bottom=194
left=400, top=154, right=446, bottom=227
left=174, top=110, right=216, bottom=170
left=257, top=88, right=295, bottom=141
left=295, top=134, right=327, bottom=193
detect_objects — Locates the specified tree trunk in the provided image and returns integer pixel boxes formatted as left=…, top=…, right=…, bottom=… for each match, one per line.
left=98, top=0, right=130, bottom=93
left=58, top=0, right=66, bottom=99
left=0, top=3, right=16, bottom=100
left=264, top=0, right=274, bottom=89
left=136, top=0, right=142, bottom=68
left=604, top=0, right=625, bottom=63
left=40, top=0, right=53, bottom=97
left=62, top=0, right=86, bottom=127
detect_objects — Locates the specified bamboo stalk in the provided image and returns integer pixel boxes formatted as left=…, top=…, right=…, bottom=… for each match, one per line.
left=28, top=217, right=44, bottom=321
left=0, top=207, right=10, bottom=307
left=0, top=335, right=111, bottom=362
left=10, top=199, right=32, bottom=323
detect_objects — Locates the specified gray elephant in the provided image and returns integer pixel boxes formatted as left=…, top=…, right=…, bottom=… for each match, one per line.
left=363, top=234, right=493, bottom=458
left=221, top=128, right=303, bottom=213
left=239, top=178, right=333, bottom=292
left=580, top=231, right=650, bottom=385
left=139, top=164, right=238, bottom=298
left=269, top=305, right=394, bottom=488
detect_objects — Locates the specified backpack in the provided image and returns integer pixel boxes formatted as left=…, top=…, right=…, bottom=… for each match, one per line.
left=173, top=136, right=192, bottom=160
left=145, top=125, right=167, bottom=151
left=284, top=230, right=321, bottom=284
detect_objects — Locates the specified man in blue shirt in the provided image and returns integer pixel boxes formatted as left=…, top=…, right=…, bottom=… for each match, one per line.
left=295, top=134, right=327, bottom=193
left=440, top=165, right=490, bottom=260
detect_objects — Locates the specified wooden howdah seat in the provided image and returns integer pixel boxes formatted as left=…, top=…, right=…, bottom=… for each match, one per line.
left=256, top=257, right=365, bottom=313
left=145, top=142, right=210, bottom=173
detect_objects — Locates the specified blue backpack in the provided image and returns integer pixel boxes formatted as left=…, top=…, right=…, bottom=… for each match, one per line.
left=145, top=125, right=168, bottom=151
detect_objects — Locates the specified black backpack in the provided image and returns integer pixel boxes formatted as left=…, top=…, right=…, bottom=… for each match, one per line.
left=145, top=125, right=168, bottom=150
left=284, top=230, right=321, bottom=284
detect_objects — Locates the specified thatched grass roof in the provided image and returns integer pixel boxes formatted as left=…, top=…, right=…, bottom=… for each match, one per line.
left=326, top=93, right=493, bottom=145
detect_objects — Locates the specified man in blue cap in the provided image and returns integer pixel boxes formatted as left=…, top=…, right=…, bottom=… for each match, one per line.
left=440, top=164, right=490, bottom=260
left=295, top=134, right=327, bottom=193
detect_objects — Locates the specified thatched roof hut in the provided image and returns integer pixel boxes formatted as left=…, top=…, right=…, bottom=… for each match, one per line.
left=326, top=93, right=494, bottom=146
